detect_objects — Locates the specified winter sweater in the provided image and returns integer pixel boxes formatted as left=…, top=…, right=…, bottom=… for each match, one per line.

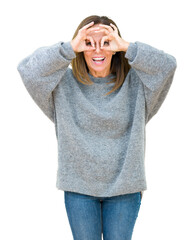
left=17, top=41, right=177, bottom=197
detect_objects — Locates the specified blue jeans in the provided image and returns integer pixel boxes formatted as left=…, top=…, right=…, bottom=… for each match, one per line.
left=64, top=191, right=142, bottom=240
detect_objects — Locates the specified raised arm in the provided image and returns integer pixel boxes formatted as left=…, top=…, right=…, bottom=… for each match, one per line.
left=95, top=23, right=177, bottom=123
left=17, top=42, right=76, bottom=122
left=125, top=41, right=177, bottom=123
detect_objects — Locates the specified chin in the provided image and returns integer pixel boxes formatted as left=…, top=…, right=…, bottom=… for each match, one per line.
left=90, top=68, right=110, bottom=77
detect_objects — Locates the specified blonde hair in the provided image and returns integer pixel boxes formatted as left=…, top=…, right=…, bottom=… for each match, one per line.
left=71, top=15, right=130, bottom=96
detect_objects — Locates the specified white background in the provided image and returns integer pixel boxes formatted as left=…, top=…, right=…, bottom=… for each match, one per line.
left=1, top=0, right=194, bottom=239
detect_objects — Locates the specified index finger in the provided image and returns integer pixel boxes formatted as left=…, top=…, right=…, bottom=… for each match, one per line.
left=86, top=27, right=109, bottom=35
left=81, top=21, right=95, bottom=30
left=98, top=24, right=114, bottom=32
left=86, top=26, right=101, bottom=34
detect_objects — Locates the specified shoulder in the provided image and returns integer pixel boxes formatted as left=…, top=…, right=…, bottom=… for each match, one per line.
left=62, top=67, right=75, bottom=83
left=60, top=67, right=79, bottom=88
left=125, top=67, right=143, bottom=89
left=125, top=68, right=138, bottom=82
left=65, top=67, right=73, bottom=78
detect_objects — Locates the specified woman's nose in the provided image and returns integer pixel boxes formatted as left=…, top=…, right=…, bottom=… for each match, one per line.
left=95, top=43, right=101, bottom=53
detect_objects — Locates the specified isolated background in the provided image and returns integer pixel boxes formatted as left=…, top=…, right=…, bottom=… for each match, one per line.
left=1, top=0, right=194, bottom=239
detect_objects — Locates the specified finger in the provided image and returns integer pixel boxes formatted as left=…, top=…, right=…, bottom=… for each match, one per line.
left=81, top=21, right=95, bottom=30
left=98, top=24, right=113, bottom=33
left=110, top=23, right=118, bottom=33
left=88, top=28, right=109, bottom=35
left=86, top=36, right=95, bottom=48
left=100, top=36, right=109, bottom=48
left=84, top=44, right=96, bottom=51
left=86, top=26, right=101, bottom=34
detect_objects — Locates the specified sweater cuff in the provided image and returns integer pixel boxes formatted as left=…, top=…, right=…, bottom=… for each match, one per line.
left=125, top=42, right=137, bottom=62
left=60, top=41, right=76, bottom=60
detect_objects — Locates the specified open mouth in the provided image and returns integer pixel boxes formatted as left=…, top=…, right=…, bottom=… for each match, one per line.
left=92, top=57, right=105, bottom=63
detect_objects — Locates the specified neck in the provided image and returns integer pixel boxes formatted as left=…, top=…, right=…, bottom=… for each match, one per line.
left=89, top=69, right=111, bottom=78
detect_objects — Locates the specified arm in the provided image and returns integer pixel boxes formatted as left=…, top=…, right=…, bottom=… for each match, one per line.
left=17, top=22, right=100, bottom=122
left=96, top=24, right=177, bottom=123
left=125, top=41, right=177, bottom=123
left=17, top=42, right=76, bottom=122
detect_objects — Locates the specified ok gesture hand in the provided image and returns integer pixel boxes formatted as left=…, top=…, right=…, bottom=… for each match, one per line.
left=71, top=22, right=130, bottom=53
left=98, top=24, right=130, bottom=52
left=71, top=22, right=99, bottom=53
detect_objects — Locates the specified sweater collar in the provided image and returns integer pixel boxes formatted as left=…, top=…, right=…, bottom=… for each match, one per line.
left=88, top=73, right=116, bottom=84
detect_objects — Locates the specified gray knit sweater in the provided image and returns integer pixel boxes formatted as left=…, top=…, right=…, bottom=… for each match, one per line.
left=17, top=41, right=177, bottom=197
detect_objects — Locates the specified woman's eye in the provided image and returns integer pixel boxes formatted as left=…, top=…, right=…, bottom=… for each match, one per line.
left=104, top=41, right=109, bottom=46
left=86, top=41, right=92, bottom=46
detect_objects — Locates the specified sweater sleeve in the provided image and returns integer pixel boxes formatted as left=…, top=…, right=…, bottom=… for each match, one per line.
left=125, top=41, right=177, bottom=123
left=17, top=41, right=76, bottom=122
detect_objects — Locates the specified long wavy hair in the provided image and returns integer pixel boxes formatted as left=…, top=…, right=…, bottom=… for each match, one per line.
left=71, top=15, right=130, bottom=96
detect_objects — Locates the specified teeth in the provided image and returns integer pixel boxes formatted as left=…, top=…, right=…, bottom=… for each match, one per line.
left=92, top=57, right=105, bottom=61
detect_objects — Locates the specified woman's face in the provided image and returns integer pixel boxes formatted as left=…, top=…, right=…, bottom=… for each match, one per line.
left=83, top=24, right=114, bottom=78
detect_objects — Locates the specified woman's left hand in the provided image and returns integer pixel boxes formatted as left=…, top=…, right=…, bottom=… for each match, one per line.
left=97, top=23, right=130, bottom=52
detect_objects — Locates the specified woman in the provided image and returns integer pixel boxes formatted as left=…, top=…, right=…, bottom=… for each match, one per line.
left=17, top=15, right=177, bottom=240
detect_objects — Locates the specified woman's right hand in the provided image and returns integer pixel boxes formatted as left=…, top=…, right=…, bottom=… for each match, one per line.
left=70, top=22, right=99, bottom=53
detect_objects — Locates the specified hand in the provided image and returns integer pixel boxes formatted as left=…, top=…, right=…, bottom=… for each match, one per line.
left=71, top=22, right=100, bottom=53
left=97, top=23, right=130, bottom=52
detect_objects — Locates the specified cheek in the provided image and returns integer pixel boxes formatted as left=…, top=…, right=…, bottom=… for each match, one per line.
left=84, top=52, right=92, bottom=64
left=106, top=54, right=113, bottom=63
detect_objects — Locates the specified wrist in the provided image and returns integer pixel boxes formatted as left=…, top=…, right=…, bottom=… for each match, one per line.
left=121, top=41, right=130, bottom=52
left=70, top=39, right=77, bottom=53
